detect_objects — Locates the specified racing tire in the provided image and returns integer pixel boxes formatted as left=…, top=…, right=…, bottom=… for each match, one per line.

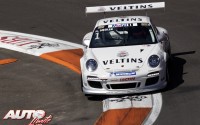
left=166, top=65, right=170, bottom=83
left=81, top=74, right=83, bottom=92
left=166, top=46, right=172, bottom=83
left=166, top=59, right=172, bottom=84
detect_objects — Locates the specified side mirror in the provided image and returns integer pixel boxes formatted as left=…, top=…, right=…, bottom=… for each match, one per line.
left=83, top=39, right=90, bottom=47
left=156, top=27, right=168, bottom=42
left=157, top=27, right=168, bottom=34
left=83, top=32, right=92, bottom=47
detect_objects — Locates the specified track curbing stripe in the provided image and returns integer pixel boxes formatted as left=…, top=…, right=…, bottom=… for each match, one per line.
left=40, top=49, right=83, bottom=74
left=143, top=93, right=163, bottom=125
left=0, top=58, right=17, bottom=65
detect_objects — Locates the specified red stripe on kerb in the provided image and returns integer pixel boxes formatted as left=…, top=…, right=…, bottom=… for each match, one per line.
left=94, top=108, right=152, bottom=125
left=40, top=49, right=83, bottom=74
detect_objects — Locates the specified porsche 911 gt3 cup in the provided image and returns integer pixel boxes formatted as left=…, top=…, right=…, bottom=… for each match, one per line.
left=80, top=2, right=171, bottom=95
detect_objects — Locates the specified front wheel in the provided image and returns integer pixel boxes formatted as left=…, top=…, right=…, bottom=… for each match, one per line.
left=166, top=59, right=172, bottom=83
left=81, top=74, right=83, bottom=92
left=166, top=65, right=170, bottom=83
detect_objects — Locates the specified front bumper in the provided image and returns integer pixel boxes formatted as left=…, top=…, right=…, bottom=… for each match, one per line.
left=82, top=69, right=167, bottom=95
left=83, top=81, right=167, bottom=95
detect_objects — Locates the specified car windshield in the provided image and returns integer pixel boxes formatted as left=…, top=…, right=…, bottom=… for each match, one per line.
left=90, top=23, right=157, bottom=48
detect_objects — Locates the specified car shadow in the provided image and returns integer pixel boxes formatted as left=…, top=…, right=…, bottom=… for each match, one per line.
left=87, top=51, right=195, bottom=101
left=163, top=55, right=186, bottom=91
left=162, top=51, right=195, bottom=92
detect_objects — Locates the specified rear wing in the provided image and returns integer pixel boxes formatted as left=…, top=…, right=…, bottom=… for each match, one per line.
left=86, top=2, right=165, bottom=14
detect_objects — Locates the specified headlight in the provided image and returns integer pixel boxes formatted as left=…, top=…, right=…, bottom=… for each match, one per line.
left=86, top=59, right=98, bottom=72
left=148, top=55, right=160, bottom=68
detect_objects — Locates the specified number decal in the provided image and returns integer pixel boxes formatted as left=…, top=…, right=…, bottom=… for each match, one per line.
left=95, top=32, right=100, bottom=40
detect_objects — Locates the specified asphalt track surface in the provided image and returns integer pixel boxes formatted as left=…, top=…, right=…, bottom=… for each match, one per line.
left=0, top=0, right=200, bottom=125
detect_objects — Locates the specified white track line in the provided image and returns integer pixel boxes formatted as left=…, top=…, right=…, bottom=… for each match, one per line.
left=143, top=93, right=163, bottom=125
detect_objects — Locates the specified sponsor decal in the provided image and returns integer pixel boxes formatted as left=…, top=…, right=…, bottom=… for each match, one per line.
left=109, top=4, right=153, bottom=11
left=0, top=36, right=41, bottom=46
left=111, top=71, right=136, bottom=76
left=120, top=77, right=135, bottom=81
left=103, top=17, right=142, bottom=24
left=109, top=96, right=147, bottom=102
left=28, top=43, right=60, bottom=49
left=107, top=23, right=136, bottom=28
left=99, top=28, right=113, bottom=32
left=117, top=51, right=129, bottom=57
left=0, top=36, right=60, bottom=49
left=112, top=23, right=129, bottom=28
left=103, top=58, right=143, bottom=65
left=111, top=77, right=135, bottom=82
left=86, top=2, right=164, bottom=14
left=3, top=110, right=52, bottom=125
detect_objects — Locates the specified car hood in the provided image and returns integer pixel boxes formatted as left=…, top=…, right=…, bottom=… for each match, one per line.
left=90, top=44, right=156, bottom=71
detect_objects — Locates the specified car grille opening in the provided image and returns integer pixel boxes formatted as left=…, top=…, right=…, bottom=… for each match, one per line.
left=88, top=81, right=102, bottom=88
left=107, top=82, right=140, bottom=89
left=145, top=76, right=159, bottom=86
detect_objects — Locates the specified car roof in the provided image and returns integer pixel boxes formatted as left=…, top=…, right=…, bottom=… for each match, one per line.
left=95, top=16, right=151, bottom=27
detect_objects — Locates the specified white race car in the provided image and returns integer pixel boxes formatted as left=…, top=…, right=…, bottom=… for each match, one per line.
left=80, top=2, right=171, bottom=95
